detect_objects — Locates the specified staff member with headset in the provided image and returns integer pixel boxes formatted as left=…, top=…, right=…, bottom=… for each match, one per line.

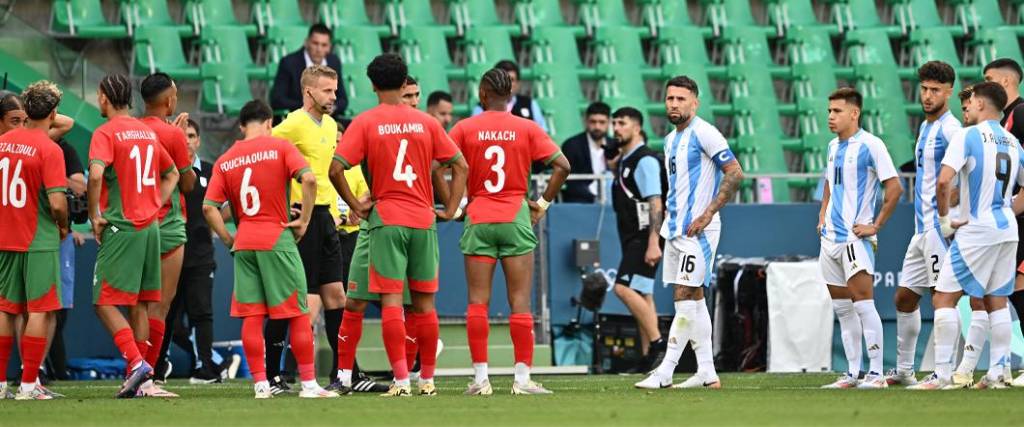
left=607, top=107, right=667, bottom=373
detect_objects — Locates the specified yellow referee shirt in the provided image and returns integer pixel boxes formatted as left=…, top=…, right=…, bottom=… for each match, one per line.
left=272, top=109, right=339, bottom=206
left=337, top=164, right=369, bottom=234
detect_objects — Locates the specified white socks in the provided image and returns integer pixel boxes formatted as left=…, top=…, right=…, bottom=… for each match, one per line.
left=988, top=307, right=1011, bottom=382
left=300, top=380, right=319, bottom=391
left=956, top=310, right=989, bottom=375
left=895, top=309, right=920, bottom=373
left=338, top=369, right=352, bottom=387
left=693, top=299, right=717, bottom=380
left=473, top=363, right=489, bottom=385
left=832, top=299, right=862, bottom=377
left=655, top=300, right=695, bottom=379
left=854, top=300, right=884, bottom=375
left=933, top=307, right=959, bottom=380
left=394, top=378, right=411, bottom=387
left=514, top=362, right=530, bottom=385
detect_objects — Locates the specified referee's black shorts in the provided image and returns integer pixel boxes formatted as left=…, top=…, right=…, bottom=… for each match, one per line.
left=615, top=232, right=662, bottom=295
left=295, top=205, right=344, bottom=293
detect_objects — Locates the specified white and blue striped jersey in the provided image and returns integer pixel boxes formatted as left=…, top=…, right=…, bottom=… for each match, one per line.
left=821, top=129, right=899, bottom=243
left=942, top=120, right=1024, bottom=245
left=914, top=111, right=962, bottom=234
left=660, top=117, right=736, bottom=240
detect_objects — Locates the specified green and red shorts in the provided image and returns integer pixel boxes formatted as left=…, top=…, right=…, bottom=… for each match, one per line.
left=93, top=223, right=162, bottom=306
left=367, top=213, right=439, bottom=295
left=346, top=224, right=411, bottom=304
left=230, top=234, right=309, bottom=319
left=0, top=250, right=61, bottom=314
left=460, top=202, right=538, bottom=262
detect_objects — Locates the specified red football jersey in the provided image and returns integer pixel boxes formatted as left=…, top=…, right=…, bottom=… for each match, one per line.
left=89, top=116, right=174, bottom=230
left=205, top=136, right=310, bottom=251
left=335, top=104, right=460, bottom=229
left=140, top=116, right=191, bottom=221
left=0, top=128, right=67, bottom=252
left=450, top=111, right=560, bottom=223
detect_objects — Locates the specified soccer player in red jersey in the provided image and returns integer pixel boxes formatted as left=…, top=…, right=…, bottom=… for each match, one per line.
left=203, top=100, right=338, bottom=399
left=453, top=69, right=570, bottom=395
left=0, top=81, right=69, bottom=400
left=137, top=73, right=197, bottom=395
left=88, top=74, right=180, bottom=399
left=331, top=53, right=467, bottom=397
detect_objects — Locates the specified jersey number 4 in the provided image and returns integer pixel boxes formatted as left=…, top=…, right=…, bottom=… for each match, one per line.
left=393, top=139, right=418, bottom=188
left=0, top=158, right=27, bottom=208
left=129, top=144, right=157, bottom=193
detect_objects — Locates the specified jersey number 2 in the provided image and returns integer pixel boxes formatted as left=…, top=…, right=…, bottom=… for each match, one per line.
left=484, top=145, right=506, bottom=193
left=393, top=139, right=418, bottom=188
left=129, top=144, right=157, bottom=193
left=240, top=167, right=261, bottom=216
left=0, top=158, right=27, bottom=208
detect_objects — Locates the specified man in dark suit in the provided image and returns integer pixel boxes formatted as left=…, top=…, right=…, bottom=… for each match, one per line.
left=270, top=24, right=348, bottom=120
left=560, top=102, right=611, bottom=203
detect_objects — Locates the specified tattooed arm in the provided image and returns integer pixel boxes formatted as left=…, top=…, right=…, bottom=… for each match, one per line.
left=686, top=160, right=744, bottom=237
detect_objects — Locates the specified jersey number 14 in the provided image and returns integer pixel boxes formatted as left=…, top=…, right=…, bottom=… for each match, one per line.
left=129, top=144, right=157, bottom=194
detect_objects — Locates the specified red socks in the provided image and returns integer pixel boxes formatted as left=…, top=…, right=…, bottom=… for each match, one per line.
left=0, top=335, right=12, bottom=381
left=404, top=312, right=419, bottom=369
left=19, top=335, right=47, bottom=384
left=145, top=318, right=165, bottom=368
left=466, top=304, right=489, bottom=364
left=288, top=315, right=316, bottom=382
left=509, top=313, right=535, bottom=366
left=381, top=306, right=409, bottom=380
left=241, top=316, right=266, bottom=383
left=113, top=327, right=144, bottom=367
left=337, top=310, right=364, bottom=371
left=414, top=311, right=439, bottom=380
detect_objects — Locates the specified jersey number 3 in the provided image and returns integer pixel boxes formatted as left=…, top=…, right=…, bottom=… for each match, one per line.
left=393, top=139, right=418, bottom=188
left=484, top=145, right=506, bottom=193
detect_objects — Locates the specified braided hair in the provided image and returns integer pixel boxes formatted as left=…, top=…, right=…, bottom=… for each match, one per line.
left=480, top=68, right=513, bottom=99
left=99, top=73, right=133, bottom=109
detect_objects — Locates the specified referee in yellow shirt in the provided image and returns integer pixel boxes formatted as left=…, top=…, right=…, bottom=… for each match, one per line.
left=261, top=65, right=352, bottom=394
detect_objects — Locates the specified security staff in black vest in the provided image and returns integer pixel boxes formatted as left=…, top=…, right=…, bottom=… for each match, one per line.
left=607, top=107, right=667, bottom=371
left=470, top=60, right=548, bottom=132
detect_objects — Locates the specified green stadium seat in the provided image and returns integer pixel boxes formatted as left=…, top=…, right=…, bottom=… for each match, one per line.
left=317, top=0, right=390, bottom=35
left=700, top=0, right=763, bottom=36
left=660, top=62, right=726, bottom=121
left=200, top=62, right=253, bottom=115
left=407, top=63, right=452, bottom=106
left=656, top=26, right=725, bottom=77
left=596, top=64, right=650, bottom=103
left=51, top=0, right=129, bottom=38
left=593, top=26, right=655, bottom=71
left=828, top=0, right=899, bottom=34
left=783, top=26, right=838, bottom=65
left=385, top=0, right=456, bottom=36
left=251, top=0, right=308, bottom=35
left=184, top=0, right=258, bottom=36
left=531, top=63, right=586, bottom=105
left=576, top=0, right=633, bottom=35
left=889, top=0, right=964, bottom=36
left=462, top=27, right=516, bottom=66
left=529, top=26, right=595, bottom=77
left=449, top=0, right=520, bottom=36
left=263, top=25, right=308, bottom=68
left=854, top=64, right=914, bottom=163
left=120, top=0, right=191, bottom=37
left=334, top=26, right=384, bottom=69
left=842, top=28, right=898, bottom=65
left=970, top=27, right=1024, bottom=66
left=537, top=98, right=584, bottom=143
left=719, top=26, right=788, bottom=76
left=639, top=0, right=710, bottom=37
left=513, top=0, right=585, bottom=36
left=132, top=26, right=201, bottom=80
left=765, top=0, right=836, bottom=36
left=199, top=26, right=268, bottom=79
left=343, top=66, right=378, bottom=115
left=905, top=28, right=980, bottom=81
left=398, top=26, right=462, bottom=79
left=463, top=62, right=497, bottom=109
left=950, top=0, right=1007, bottom=33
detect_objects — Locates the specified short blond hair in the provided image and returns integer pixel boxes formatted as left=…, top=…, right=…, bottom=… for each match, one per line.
left=301, top=65, right=338, bottom=89
left=21, top=80, right=62, bottom=120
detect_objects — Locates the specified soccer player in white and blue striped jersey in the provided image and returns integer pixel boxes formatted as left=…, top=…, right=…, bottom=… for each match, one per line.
left=886, top=62, right=962, bottom=386
left=817, top=88, right=903, bottom=389
left=911, top=82, right=1024, bottom=390
left=635, top=76, right=743, bottom=390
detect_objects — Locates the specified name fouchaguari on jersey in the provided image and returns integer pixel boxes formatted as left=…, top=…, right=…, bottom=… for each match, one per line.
left=219, top=150, right=280, bottom=172
left=378, top=123, right=425, bottom=135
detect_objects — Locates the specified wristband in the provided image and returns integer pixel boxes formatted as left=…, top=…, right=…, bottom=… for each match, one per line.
left=454, top=207, right=463, bottom=218
left=536, top=197, right=551, bottom=210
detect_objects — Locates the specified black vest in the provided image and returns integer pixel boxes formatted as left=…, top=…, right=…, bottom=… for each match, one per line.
left=613, top=145, right=661, bottom=238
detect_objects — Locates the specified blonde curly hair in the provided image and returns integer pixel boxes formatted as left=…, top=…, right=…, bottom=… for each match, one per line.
left=21, top=80, right=62, bottom=120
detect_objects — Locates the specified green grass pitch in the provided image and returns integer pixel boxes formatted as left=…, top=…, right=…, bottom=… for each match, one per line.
left=4, top=373, right=1024, bottom=426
